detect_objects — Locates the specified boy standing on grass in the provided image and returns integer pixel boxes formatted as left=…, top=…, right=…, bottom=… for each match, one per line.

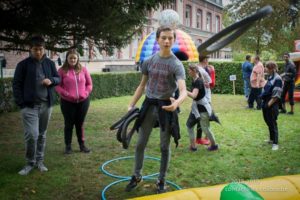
left=13, top=36, right=60, bottom=175
left=125, top=26, right=187, bottom=193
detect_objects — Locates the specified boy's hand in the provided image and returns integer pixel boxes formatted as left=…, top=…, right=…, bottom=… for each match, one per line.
left=128, top=105, right=135, bottom=111
left=42, top=78, right=52, bottom=86
left=162, top=97, right=178, bottom=112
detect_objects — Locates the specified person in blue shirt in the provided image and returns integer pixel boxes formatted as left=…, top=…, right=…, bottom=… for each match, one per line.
left=242, top=55, right=253, bottom=99
left=261, top=61, right=283, bottom=151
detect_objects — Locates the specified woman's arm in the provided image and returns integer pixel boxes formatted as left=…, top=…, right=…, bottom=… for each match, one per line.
left=187, top=88, right=199, bottom=99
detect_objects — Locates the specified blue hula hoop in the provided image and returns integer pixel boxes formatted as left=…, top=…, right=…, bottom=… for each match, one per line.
left=101, top=177, right=182, bottom=200
left=100, top=155, right=160, bottom=179
left=100, top=155, right=182, bottom=200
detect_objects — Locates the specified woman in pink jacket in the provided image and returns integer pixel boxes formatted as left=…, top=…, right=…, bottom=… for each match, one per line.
left=56, top=50, right=93, bottom=154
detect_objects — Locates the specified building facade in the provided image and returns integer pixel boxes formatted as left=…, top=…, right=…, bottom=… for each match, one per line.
left=86, top=0, right=231, bottom=64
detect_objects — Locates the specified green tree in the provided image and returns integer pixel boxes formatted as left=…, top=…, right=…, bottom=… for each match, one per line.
left=0, top=0, right=172, bottom=52
left=225, top=0, right=300, bottom=56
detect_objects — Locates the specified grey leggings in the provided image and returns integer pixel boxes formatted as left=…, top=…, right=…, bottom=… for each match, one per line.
left=134, top=105, right=171, bottom=181
left=186, top=112, right=216, bottom=146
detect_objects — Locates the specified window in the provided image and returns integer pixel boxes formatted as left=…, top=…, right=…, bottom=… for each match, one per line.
left=216, top=15, right=220, bottom=32
left=162, top=0, right=177, bottom=11
left=196, top=9, right=202, bottom=29
left=170, top=0, right=177, bottom=11
left=185, top=5, right=192, bottom=27
left=206, top=12, right=212, bottom=31
left=195, top=38, right=202, bottom=47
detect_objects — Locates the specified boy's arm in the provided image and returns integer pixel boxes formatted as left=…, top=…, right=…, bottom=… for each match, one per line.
left=128, top=75, right=148, bottom=110
left=162, top=79, right=187, bottom=112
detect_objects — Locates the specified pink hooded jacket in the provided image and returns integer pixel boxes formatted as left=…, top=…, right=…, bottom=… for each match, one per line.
left=55, top=67, right=93, bottom=103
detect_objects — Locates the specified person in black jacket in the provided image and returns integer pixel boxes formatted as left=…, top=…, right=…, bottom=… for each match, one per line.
left=13, top=36, right=60, bottom=175
left=279, top=52, right=296, bottom=114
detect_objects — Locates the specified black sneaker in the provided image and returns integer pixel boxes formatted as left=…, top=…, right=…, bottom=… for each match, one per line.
left=80, top=145, right=90, bottom=153
left=64, top=145, right=72, bottom=154
left=287, top=111, right=294, bottom=115
left=156, top=179, right=166, bottom=193
left=209, top=112, right=221, bottom=124
left=125, top=175, right=142, bottom=192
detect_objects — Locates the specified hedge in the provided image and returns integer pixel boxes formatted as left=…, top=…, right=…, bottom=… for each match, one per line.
left=0, top=62, right=285, bottom=113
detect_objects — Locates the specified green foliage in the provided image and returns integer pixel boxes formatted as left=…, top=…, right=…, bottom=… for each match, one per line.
left=225, top=0, right=300, bottom=55
left=0, top=0, right=173, bottom=52
left=261, top=50, right=277, bottom=61
left=0, top=78, right=17, bottom=113
left=0, top=72, right=141, bottom=113
left=90, top=72, right=141, bottom=99
left=232, top=52, right=249, bottom=62
left=183, top=62, right=246, bottom=95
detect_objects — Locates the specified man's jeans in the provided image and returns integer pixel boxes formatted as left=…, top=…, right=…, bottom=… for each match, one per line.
left=243, top=78, right=251, bottom=98
left=21, top=102, right=52, bottom=165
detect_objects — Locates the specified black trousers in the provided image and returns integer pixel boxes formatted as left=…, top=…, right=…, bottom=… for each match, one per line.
left=196, top=122, right=202, bottom=139
left=248, top=88, right=262, bottom=109
left=262, top=102, right=279, bottom=144
left=60, top=98, right=90, bottom=146
left=280, top=81, right=295, bottom=106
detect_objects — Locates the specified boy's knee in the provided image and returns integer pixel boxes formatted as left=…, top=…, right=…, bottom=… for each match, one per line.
left=160, top=144, right=169, bottom=153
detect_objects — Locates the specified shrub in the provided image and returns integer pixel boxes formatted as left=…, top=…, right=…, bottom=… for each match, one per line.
left=0, top=62, right=285, bottom=113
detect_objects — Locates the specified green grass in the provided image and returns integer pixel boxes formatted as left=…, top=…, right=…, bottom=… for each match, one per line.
left=0, top=94, right=299, bottom=200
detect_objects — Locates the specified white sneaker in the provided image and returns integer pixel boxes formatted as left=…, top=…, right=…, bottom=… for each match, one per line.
left=272, top=144, right=279, bottom=151
left=37, top=162, right=48, bottom=172
left=18, top=165, right=34, bottom=175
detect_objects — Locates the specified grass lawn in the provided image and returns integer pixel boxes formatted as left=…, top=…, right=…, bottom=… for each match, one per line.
left=0, top=94, right=299, bottom=200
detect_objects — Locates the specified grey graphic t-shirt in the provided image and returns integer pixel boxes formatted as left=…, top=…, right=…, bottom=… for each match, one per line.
left=141, top=53, right=186, bottom=100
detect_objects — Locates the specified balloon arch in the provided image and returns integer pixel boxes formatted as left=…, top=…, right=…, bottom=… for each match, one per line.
left=135, top=29, right=199, bottom=63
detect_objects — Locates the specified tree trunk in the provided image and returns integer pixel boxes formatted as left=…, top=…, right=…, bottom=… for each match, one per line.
left=256, top=35, right=260, bottom=55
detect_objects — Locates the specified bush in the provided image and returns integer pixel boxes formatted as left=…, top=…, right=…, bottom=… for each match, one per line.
left=90, top=72, right=141, bottom=99
left=183, top=61, right=285, bottom=95
left=0, top=62, right=285, bottom=113
left=0, top=72, right=141, bottom=113
left=0, top=78, right=18, bottom=113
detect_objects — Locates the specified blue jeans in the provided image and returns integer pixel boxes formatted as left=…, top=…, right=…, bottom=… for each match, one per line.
left=243, top=78, right=251, bottom=98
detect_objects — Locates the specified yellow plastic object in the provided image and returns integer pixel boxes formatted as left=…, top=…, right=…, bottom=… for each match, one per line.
left=131, top=174, right=300, bottom=200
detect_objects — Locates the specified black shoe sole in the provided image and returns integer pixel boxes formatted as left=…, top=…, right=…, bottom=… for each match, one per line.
left=125, top=178, right=142, bottom=192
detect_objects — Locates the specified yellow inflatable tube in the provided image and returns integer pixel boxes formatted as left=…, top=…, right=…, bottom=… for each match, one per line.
left=131, top=174, right=300, bottom=200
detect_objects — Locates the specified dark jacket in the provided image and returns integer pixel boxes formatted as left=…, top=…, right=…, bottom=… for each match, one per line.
left=13, top=55, right=60, bottom=108
left=137, top=97, right=180, bottom=147
left=282, top=61, right=296, bottom=82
